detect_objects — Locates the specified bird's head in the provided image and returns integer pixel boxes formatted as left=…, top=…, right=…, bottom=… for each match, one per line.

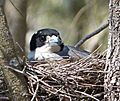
left=30, top=28, right=64, bottom=53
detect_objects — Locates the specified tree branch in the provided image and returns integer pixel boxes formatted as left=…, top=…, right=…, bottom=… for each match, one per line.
left=75, top=22, right=109, bottom=48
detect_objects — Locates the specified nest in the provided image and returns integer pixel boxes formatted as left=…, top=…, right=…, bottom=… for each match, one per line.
left=22, top=53, right=105, bottom=101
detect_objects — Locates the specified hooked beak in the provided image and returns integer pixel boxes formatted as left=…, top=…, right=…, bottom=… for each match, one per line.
left=46, top=35, right=62, bottom=45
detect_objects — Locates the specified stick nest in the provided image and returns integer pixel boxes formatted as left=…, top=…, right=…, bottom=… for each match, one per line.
left=24, top=53, right=105, bottom=101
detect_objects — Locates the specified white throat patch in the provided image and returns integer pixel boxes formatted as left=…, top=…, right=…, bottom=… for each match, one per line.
left=35, top=43, right=61, bottom=53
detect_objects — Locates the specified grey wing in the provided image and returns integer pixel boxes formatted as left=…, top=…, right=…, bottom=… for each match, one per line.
left=67, top=46, right=89, bottom=58
left=57, top=45, right=89, bottom=59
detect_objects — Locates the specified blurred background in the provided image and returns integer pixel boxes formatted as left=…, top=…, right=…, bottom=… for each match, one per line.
left=4, top=0, right=109, bottom=55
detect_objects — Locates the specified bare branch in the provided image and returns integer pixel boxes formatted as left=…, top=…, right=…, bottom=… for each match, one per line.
left=75, top=22, right=108, bottom=48
left=8, top=0, right=25, bottom=17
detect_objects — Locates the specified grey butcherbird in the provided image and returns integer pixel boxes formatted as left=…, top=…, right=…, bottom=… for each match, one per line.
left=28, top=28, right=89, bottom=60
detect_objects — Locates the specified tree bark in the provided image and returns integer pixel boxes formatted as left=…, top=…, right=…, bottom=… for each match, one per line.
left=0, top=1, right=29, bottom=100
left=105, top=0, right=120, bottom=100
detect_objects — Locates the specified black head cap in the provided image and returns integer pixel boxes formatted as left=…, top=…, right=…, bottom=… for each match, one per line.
left=30, top=28, right=63, bottom=51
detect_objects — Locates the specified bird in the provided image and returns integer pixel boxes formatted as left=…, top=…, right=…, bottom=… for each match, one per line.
left=28, top=28, right=89, bottom=61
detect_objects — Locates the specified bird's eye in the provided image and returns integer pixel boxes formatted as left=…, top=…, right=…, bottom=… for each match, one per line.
left=41, top=35, right=46, bottom=41
left=41, top=35, right=44, bottom=38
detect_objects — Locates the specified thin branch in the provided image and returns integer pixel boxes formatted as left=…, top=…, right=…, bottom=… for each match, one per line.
left=75, top=90, right=100, bottom=101
left=7, top=65, right=27, bottom=76
left=75, top=22, right=109, bottom=48
left=16, top=42, right=24, bottom=53
left=31, top=77, right=39, bottom=101
left=0, top=90, right=8, bottom=94
left=93, top=92, right=104, bottom=97
left=9, top=0, right=25, bottom=17
left=0, top=97, right=9, bottom=100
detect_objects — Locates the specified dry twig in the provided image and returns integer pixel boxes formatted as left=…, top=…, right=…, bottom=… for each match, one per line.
left=75, top=22, right=108, bottom=48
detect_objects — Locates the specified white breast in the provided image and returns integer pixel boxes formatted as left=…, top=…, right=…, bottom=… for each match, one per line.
left=28, top=47, right=63, bottom=61
left=35, top=52, right=63, bottom=60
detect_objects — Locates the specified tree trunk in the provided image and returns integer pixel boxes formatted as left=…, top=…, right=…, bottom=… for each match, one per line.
left=0, top=1, right=29, bottom=100
left=105, top=0, right=120, bottom=100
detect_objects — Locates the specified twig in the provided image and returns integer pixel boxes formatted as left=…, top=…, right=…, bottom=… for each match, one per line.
left=28, top=79, right=35, bottom=96
left=90, top=44, right=103, bottom=55
left=41, top=84, right=79, bottom=98
left=7, top=65, right=26, bottom=75
left=9, top=0, right=25, bottom=17
left=75, top=90, right=100, bottom=101
left=59, top=94, right=72, bottom=101
left=75, top=22, right=109, bottom=48
left=93, top=92, right=104, bottom=97
left=0, top=97, right=9, bottom=100
left=78, top=83, right=104, bottom=88
left=83, top=70, right=107, bottom=73
left=15, top=42, right=24, bottom=53
left=31, top=76, right=39, bottom=101
left=0, top=90, right=8, bottom=94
